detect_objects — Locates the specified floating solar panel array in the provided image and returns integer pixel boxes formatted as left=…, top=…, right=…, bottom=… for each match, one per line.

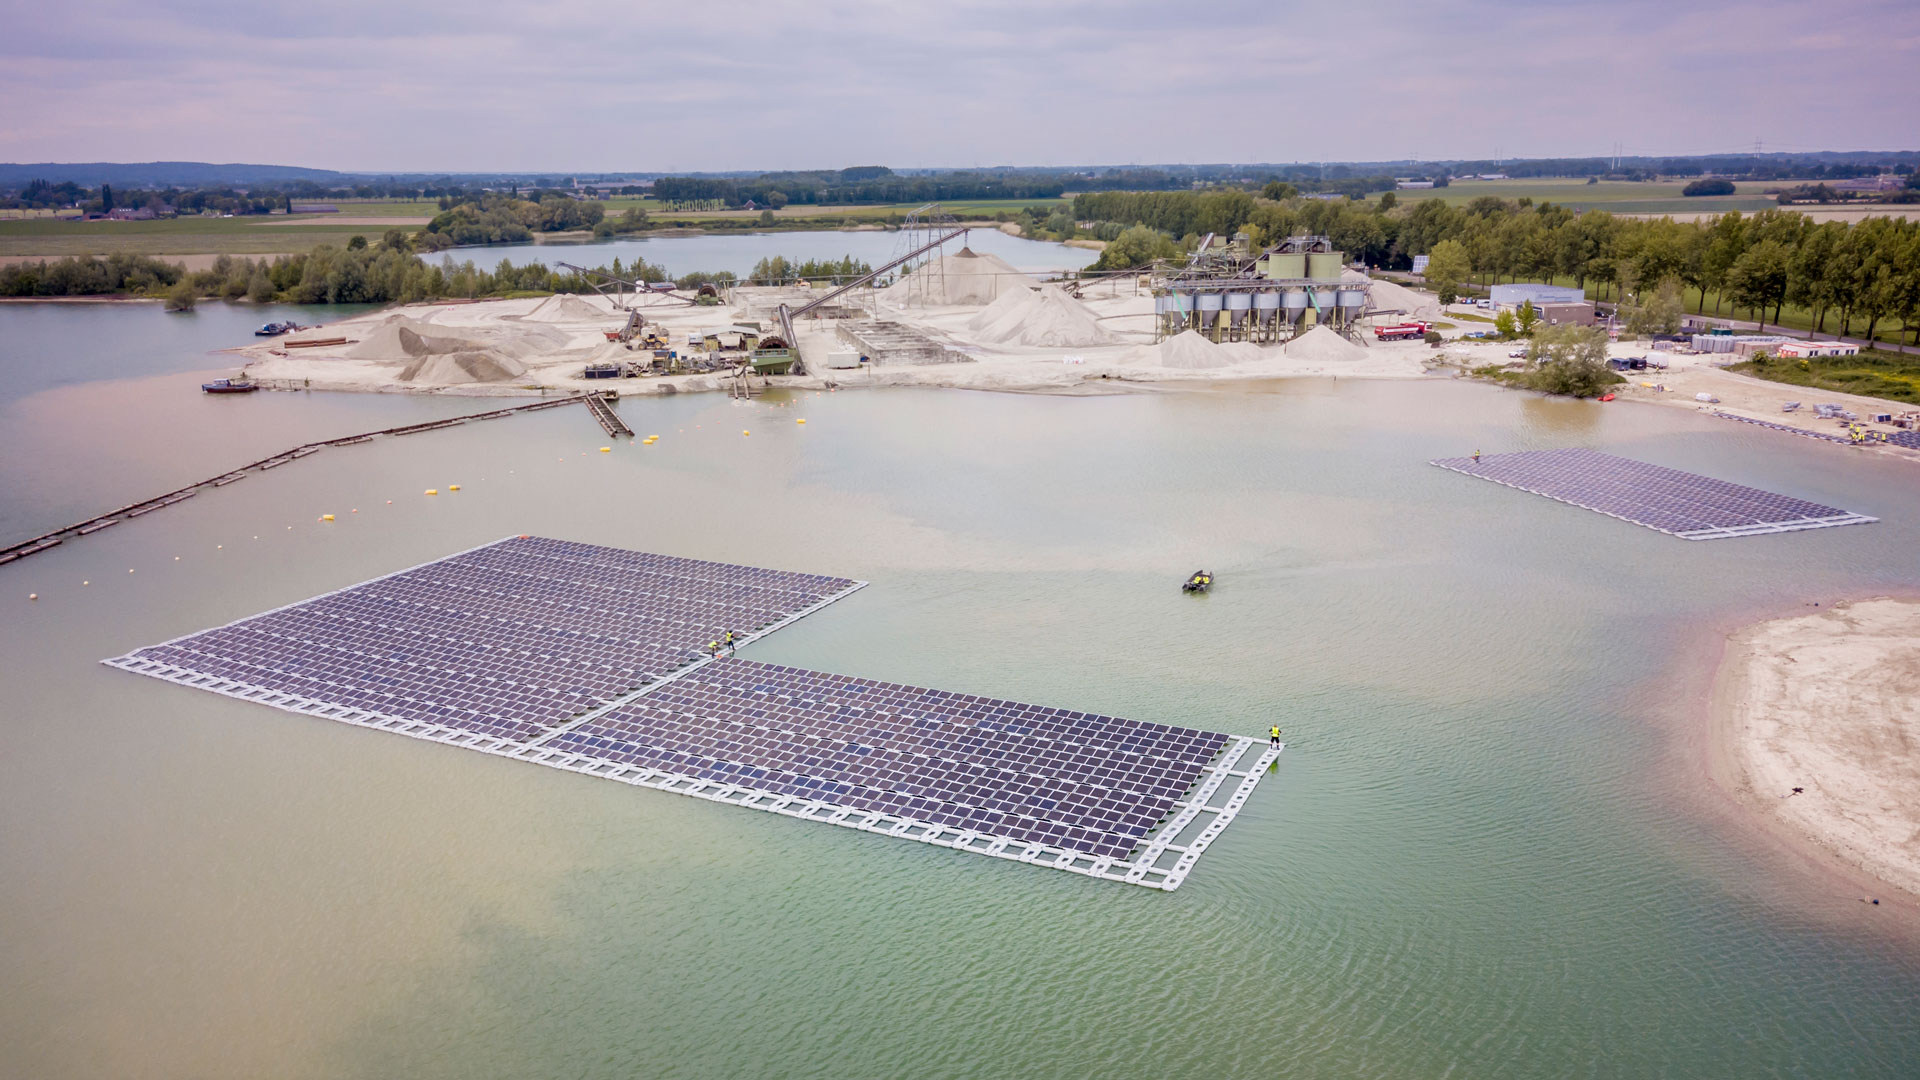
left=1430, top=448, right=1876, bottom=540
left=105, top=537, right=1277, bottom=890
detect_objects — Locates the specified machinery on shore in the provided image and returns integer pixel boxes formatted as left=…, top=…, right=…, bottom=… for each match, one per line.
left=1151, top=234, right=1369, bottom=344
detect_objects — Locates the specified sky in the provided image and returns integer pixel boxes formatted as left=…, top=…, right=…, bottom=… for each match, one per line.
left=5, top=0, right=1918, bottom=172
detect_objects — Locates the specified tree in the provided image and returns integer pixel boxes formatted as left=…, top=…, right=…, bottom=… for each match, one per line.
left=1515, top=300, right=1540, bottom=337
left=1424, top=239, right=1470, bottom=304
left=1619, top=276, right=1684, bottom=336
left=1725, top=240, right=1789, bottom=326
left=1494, top=308, right=1518, bottom=340
left=101, top=184, right=114, bottom=213
left=1524, top=325, right=1616, bottom=397
left=1261, top=180, right=1297, bottom=201
left=1683, top=179, right=1736, bottom=196
left=1377, top=191, right=1397, bottom=212
left=1091, top=225, right=1178, bottom=271
left=347, top=234, right=368, bottom=250
left=164, top=280, right=195, bottom=311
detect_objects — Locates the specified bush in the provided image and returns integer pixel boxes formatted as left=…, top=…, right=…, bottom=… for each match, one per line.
left=165, top=281, right=197, bottom=311
left=1423, top=330, right=1442, bottom=344
left=1683, top=179, right=1737, bottom=197
left=1521, top=325, right=1621, bottom=397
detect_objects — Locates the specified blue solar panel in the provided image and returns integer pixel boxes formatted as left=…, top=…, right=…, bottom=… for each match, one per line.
left=115, top=536, right=863, bottom=741
left=551, top=658, right=1231, bottom=860
left=1431, top=448, right=1876, bottom=539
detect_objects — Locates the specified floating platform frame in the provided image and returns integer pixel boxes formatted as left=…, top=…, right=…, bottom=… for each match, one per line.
left=103, top=537, right=1277, bottom=891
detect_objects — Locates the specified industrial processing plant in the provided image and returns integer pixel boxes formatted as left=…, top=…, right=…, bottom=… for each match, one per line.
left=1153, top=235, right=1368, bottom=344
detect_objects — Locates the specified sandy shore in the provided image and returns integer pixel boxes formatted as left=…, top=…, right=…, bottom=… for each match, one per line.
left=1712, top=599, right=1920, bottom=902
left=233, top=266, right=1445, bottom=397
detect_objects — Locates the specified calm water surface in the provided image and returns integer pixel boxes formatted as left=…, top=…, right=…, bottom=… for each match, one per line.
left=2, top=305, right=1919, bottom=1078
left=443, top=226, right=1099, bottom=276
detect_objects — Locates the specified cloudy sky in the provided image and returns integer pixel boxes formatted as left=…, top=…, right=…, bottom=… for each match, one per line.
left=6, top=0, right=1917, bottom=171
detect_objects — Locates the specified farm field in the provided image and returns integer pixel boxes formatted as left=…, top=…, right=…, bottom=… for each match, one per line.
left=1385, top=177, right=1779, bottom=214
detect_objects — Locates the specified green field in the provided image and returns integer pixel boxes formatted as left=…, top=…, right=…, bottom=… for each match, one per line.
left=1492, top=270, right=1914, bottom=350
left=1381, top=178, right=1779, bottom=215
left=1729, top=349, right=1920, bottom=404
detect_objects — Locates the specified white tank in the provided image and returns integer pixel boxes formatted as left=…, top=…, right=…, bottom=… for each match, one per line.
left=1281, top=290, right=1308, bottom=312
left=1312, top=288, right=1337, bottom=310
left=1336, top=288, right=1366, bottom=311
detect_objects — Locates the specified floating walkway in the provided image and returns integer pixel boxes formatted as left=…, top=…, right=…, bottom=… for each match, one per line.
left=0, top=394, right=604, bottom=568
left=583, top=393, right=634, bottom=437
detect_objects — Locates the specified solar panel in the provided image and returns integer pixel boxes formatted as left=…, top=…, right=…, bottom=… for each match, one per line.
left=102, top=537, right=1281, bottom=890
left=106, top=536, right=865, bottom=743
left=1431, top=448, right=1876, bottom=540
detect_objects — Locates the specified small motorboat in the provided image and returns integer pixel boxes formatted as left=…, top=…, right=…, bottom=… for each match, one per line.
left=1182, top=570, right=1212, bottom=594
left=254, top=321, right=302, bottom=337
left=201, top=377, right=258, bottom=394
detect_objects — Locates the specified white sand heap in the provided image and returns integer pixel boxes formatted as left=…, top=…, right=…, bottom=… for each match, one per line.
left=888, top=247, right=1034, bottom=306
left=1285, top=326, right=1369, bottom=362
left=346, top=314, right=569, bottom=364
left=1354, top=274, right=1443, bottom=320
left=1121, top=330, right=1234, bottom=370
left=517, top=293, right=614, bottom=323
left=396, top=351, right=528, bottom=384
left=965, top=284, right=1118, bottom=348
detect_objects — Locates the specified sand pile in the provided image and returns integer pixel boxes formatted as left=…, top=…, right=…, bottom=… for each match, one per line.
left=888, top=247, right=1033, bottom=306
left=397, top=351, right=528, bottom=384
left=1364, top=276, right=1443, bottom=319
left=1122, top=330, right=1234, bottom=370
left=966, top=284, right=1118, bottom=348
left=518, top=294, right=613, bottom=322
left=346, top=317, right=486, bottom=362
left=1285, top=326, right=1369, bottom=362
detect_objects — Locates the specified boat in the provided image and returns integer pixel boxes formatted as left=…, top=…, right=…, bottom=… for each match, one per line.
left=1182, top=570, right=1212, bottom=594
left=201, top=377, right=258, bottom=394
left=254, top=321, right=302, bottom=337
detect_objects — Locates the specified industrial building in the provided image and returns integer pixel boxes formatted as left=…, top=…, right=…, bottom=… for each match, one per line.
left=1151, top=234, right=1369, bottom=343
left=1489, top=283, right=1585, bottom=308
left=1537, top=301, right=1596, bottom=327
left=1774, top=341, right=1861, bottom=359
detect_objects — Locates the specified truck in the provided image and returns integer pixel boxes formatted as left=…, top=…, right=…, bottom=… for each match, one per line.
left=1373, top=321, right=1432, bottom=341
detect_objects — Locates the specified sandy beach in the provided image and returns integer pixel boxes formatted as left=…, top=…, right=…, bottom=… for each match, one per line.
left=1712, top=599, right=1920, bottom=902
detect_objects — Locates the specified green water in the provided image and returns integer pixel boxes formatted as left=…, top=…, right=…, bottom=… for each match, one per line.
left=3, top=305, right=1919, bottom=1077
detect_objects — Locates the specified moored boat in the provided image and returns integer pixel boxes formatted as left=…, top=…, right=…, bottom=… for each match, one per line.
left=201, top=377, right=258, bottom=394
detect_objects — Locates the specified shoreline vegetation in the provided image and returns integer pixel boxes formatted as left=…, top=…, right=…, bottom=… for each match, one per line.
left=3, top=186, right=1912, bottom=349
left=1712, top=598, right=1920, bottom=905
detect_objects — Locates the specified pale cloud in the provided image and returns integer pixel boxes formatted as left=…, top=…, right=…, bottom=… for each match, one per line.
left=1, top=0, right=1915, bottom=171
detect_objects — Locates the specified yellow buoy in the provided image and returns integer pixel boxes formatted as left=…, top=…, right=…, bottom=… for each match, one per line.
left=742, top=430, right=751, bottom=437
left=425, top=489, right=438, bottom=496
left=600, top=446, right=611, bottom=453
left=796, top=418, right=806, bottom=424
left=322, top=514, right=335, bottom=522
left=448, top=484, right=461, bottom=492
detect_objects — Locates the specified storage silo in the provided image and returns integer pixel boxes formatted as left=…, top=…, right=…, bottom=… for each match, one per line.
left=1336, top=286, right=1367, bottom=326
left=1196, top=292, right=1224, bottom=332
left=1254, top=290, right=1282, bottom=338
left=1225, top=292, right=1253, bottom=337
left=1269, top=253, right=1307, bottom=280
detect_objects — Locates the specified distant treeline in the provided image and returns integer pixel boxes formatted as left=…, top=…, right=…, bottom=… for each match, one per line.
left=0, top=246, right=869, bottom=303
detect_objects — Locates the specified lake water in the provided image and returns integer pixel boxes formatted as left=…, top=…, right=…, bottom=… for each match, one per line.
left=3, top=302, right=1920, bottom=1078
left=434, top=226, right=1100, bottom=276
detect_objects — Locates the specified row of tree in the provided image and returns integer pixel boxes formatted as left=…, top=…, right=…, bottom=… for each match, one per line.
left=1072, top=188, right=1919, bottom=346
